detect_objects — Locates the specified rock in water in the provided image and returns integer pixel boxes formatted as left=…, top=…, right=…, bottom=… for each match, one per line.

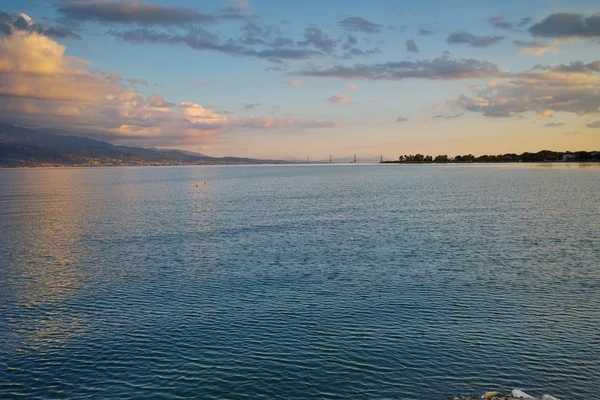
left=483, top=392, right=499, bottom=399
left=542, top=396, right=560, bottom=400
left=511, top=390, right=535, bottom=399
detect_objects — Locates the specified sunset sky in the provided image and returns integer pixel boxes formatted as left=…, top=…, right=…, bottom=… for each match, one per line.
left=1, top=0, right=599, bottom=159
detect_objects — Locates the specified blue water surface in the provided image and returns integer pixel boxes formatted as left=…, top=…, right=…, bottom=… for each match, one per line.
left=1, top=164, right=599, bottom=399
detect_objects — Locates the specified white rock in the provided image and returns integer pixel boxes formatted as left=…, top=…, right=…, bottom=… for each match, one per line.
left=512, top=389, right=535, bottom=399
left=542, top=395, right=560, bottom=400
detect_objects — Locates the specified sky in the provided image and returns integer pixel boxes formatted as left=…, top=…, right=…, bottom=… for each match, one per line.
left=0, top=0, right=599, bottom=159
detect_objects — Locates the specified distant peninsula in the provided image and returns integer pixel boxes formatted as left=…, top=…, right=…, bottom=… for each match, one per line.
left=0, top=123, right=288, bottom=167
left=381, top=151, right=599, bottom=164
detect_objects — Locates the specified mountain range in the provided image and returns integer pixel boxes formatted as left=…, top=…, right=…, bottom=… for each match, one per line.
left=0, top=123, right=288, bottom=167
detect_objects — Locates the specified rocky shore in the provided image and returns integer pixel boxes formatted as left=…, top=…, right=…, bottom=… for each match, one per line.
left=455, top=390, right=560, bottom=400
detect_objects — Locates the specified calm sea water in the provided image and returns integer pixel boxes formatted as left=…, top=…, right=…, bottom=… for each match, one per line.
left=1, top=164, right=599, bottom=400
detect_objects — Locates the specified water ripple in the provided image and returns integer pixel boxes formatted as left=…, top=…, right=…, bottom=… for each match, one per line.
left=1, top=165, right=599, bottom=399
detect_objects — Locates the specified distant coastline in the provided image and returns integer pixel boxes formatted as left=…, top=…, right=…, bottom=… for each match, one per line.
left=0, top=123, right=289, bottom=168
left=381, top=150, right=600, bottom=164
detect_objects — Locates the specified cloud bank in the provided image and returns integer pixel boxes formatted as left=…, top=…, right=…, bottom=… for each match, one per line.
left=297, top=55, right=501, bottom=81
left=0, top=19, right=341, bottom=147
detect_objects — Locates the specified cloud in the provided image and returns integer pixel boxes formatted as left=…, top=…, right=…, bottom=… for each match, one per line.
left=513, top=40, right=555, bottom=55
left=329, top=94, right=350, bottom=103
left=447, top=31, right=504, bottom=47
left=406, top=38, right=419, bottom=53
left=285, top=80, right=305, bottom=86
left=0, top=26, right=340, bottom=148
left=227, top=0, right=250, bottom=7
left=372, top=112, right=380, bottom=117
left=345, top=83, right=358, bottom=90
left=128, top=77, right=148, bottom=86
left=587, top=121, right=600, bottom=128
left=265, top=58, right=289, bottom=71
left=565, top=131, right=582, bottom=135
left=517, top=17, right=533, bottom=28
left=296, top=55, right=501, bottom=81
left=146, top=94, right=174, bottom=108
left=396, top=116, right=408, bottom=122
left=341, top=47, right=381, bottom=58
left=532, top=60, right=600, bottom=73
left=338, top=17, right=381, bottom=34
left=489, top=16, right=532, bottom=31
left=451, top=61, right=600, bottom=118
left=529, top=13, right=600, bottom=38
left=217, top=6, right=255, bottom=21
left=108, top=28, right=319, bottom=60
left=433, top=113, right=463, bottom=119
left=98, top=10, right=380, bottom=64
left=488, top=16, right=513, bottom=30
left=243, top=103, right=261, bottom=110
left=418, top=28, right=433, bottom=36
left=230, top=117, right=343, bottom=130
left=0, top=11, right=80, bottom=40
left=418, top=115, right=426, bottom=121
left=536, top=109, right=554, bottom=118
left=298, top=27, right=337, bottom=53
left=57, top=1, right=216, bottom=26
left=544, top=122, right=565, bottom=127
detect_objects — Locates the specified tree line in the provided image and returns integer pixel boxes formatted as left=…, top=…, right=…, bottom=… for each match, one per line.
left=382, top=150, right=600, bottom=164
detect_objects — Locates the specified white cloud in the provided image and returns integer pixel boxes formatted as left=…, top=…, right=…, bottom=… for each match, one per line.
left=0, top=25, right=341, bottom=147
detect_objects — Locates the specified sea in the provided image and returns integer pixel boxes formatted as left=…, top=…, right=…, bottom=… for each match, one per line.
left=1, top=164, right=599, bottom=400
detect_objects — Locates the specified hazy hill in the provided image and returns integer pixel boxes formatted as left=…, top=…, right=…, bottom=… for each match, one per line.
left=0, top=123, right=287, bottom=167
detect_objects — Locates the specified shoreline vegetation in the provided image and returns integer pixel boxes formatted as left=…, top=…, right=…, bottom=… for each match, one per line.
left=381, top=150, right=600, bottom=164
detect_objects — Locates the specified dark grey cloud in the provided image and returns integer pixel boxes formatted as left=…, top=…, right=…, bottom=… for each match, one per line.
left=265, top=58, right=289, bottom=71
left=257, top=48, right=319, bottom=59
left=128, top=77, right=148, bottom=86
left=529, top=12, right=600, bottom=38
left=406, top=38, right=419, bottom=53
left=0, top=10, right=80, bottom=39
left=339, top=34, right=380, bottom=58
left=517, top=17, right=533, bottom=28
left=338, top=17, right=381, bottom=34
left=396, top=116, right=409, bottom=122
left=488, top=16, right=512, bottom=30
left=296, top=55, right=501, bottom=81
left=243, top=103, right=261, bottom=110
left=418, top=28, right=433, bottom=36
left=298, top=27, right=337, bottom=53
left=57, top=1, right=216, bottom=26
left=433, top=113, right=463, bottom=119
left=239, top=22, right=282, bottom=45
left=544, top=122, right=565, bottom=127
left=488, top=16, right=532, bottom=31
left=343, top=35, right=358, bottom=49
left=447, top=31, right=504, bottom=47
left=532, top=61, right=600, bottom=73
left=34, top=24, right=81, bottom=39
left=108, top=28, right=319, bottom=59
left=342, top=47, right=381, bottom=58
left=587, top=121, right=600, bottom=128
